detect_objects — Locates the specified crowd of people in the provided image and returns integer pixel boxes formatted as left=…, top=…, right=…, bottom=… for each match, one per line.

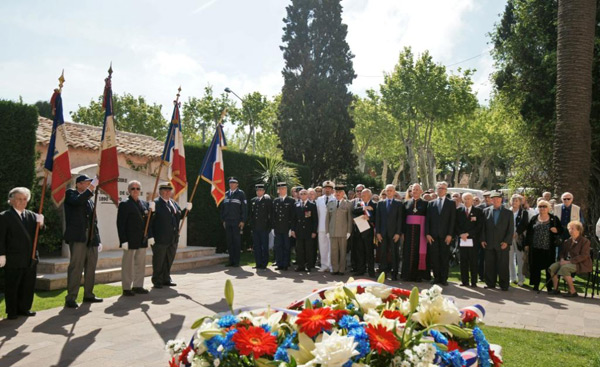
left=222, top=178, right=596, bottom=296
left=0, top=175, right=597, bottom=321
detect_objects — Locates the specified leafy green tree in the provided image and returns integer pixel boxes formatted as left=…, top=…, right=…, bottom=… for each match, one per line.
left=278, top=0, right=357, bottom=184
left=182, top=85, right=238, bottom=144
left=34, top=100, right=53, bottom=119
left=70, top=93, right=168, bottom=140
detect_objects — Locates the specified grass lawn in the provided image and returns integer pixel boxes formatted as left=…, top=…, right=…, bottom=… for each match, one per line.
left=0, top=284, right=122, bottom=317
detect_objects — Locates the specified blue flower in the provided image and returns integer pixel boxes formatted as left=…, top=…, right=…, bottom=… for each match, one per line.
left=339, top=315, right=360, bottom=330
left=348, top=326, right=369, bottom=358
left=429, top=329, right=448, bottom=345
left=437, top=349, right=466, bottom=367
left=312, top=299, right=322, bottom=307
left=261, top=324, right=272, bottom=333
left=473, top=327, right=491, bottom=367
left=281, top=332, right=298, bottom=350
left=274, top=346, right=290, bottom=362
left=346, top=303, right=355, bottom=310
left=217, top=315, right=238, bottom=328
left=205, top=335, right=225, bottom=358
left=221, top=329, right=238, bottom=353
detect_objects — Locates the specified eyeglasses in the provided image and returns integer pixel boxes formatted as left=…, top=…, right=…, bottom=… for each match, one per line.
left=563, top=198, right=572, bottom=201
left=538, top=205, right=548, bottom=208
left=130, top=187, right=141, bottom=191
left=300, top=193, right=308, bottom=195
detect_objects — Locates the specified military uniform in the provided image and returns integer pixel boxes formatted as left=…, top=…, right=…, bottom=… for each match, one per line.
left=325, top=185, right=354, bottom=275
left=272, top=183, right=295, bottom=270
left=292, top=199, right=318, bottom=271
left=249, top=184, right=272, bottom=269
left=220, top=177, right=247, bottom=267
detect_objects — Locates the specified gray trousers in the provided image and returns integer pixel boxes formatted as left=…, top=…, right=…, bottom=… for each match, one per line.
left=66, top=242, right=98, bottom=302
left=121, top=248, right=147, bottom=290
left=152, top=242, right=177, bottom=285
left=330, top=237, right=348, bottom=273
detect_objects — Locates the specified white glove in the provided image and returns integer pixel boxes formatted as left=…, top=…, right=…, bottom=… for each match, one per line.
left=326, top=233, right=330, bottom=238
left=149, top=201, right=156, bottom=212
left=122, top=242, right=128, bottom=250
left=186, top=202, right=193, bottom=211
left=91, top=176, right=99, bottom=187
left=98, top=243, right=103, bottom=252
left=35, top=213, right=44, bottom=226
left=270, top=229, right=275, bottom=236
left=148, top=238, right=155, bottom=246
left=346, top=233, right=351, bottom=240
left=0, top=255, right=6, bottom=268
left=288, top=229, right=292, bottom=237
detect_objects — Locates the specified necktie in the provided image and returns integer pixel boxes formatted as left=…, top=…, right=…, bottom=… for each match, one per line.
left=21, top=212, right=25, bottom=222
left=326, top=197, right=329, bottom=205
left=387, top=199, right=391, bottom=211
left=466, top=208, right=470, bottom=217
left=438, top=198, right=443, bottom=214
left=337, top=201, right=340, bottom=208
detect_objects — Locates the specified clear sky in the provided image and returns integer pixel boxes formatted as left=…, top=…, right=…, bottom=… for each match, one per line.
left=0, top=0, right=507, bottom=120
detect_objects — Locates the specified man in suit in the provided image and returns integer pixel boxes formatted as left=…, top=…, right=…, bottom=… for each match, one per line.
left=249, top=183, right=272, bottom=270
left=272, top=182, right=295, bottom=271
left=64, top=174, right=102, bottom=308
left=352, top=188, right=377, bottom=277
left=425, top=181, right=456, bottom=286
left=326, top=184, right=354, bottom=275
left=481, top=191, right=514, bottom=290
left=291, top=189, right=318, bottom=272
left=117, top=180, right=154, bottom=296
left=151, top=182, right=188, bottom=288
left=375, top=184, right=404, bottom=280
left=220, top=177, right=247, bottom=267
left=455, top=193, right=484, bottom=287
left=0, top=187, right=43, bottom=319
left=349, top=184, right=365, bottom=273
left=316, top=181, right=335, bottom=272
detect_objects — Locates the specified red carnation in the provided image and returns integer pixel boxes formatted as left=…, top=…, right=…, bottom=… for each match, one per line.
left=385, top=294, right=398, bottom=303
left=447, top=340, right=463, bottom=352
left=357, top=286, right=366, bottom=294
left=391, top=288, right=411, bottom=297
left=366, top=324, right=401, bottom=354
left=332, top=309, right=349, bottom=322
left=461, top=309, right=477, bottom=323
left=232, top=326, right=278, bottom=359
left=179, top=346, right=192, bottom=365
left=296, top=307, right=335, bottom=337
left=382, top=310, right=407, bottom=323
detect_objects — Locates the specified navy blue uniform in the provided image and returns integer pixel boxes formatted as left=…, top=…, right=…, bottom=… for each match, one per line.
left=249, top=195, right=272, bottom=269
left=220, top=189, right=247, bottom=266
left=292, top=200, right=318, bottom=270
left=272, top=196, right=295, bottom=269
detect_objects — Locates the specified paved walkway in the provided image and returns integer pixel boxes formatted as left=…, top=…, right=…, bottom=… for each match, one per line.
left=1, top=264, right=599, bottom=367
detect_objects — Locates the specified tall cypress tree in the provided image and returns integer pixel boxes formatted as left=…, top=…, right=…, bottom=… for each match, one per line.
left=278, top=0, right=356, bottom=184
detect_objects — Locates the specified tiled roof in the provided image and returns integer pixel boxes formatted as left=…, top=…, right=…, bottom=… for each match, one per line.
left=37, top=117, right=163, bottom=158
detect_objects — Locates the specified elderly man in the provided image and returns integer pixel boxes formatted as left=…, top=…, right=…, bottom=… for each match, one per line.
left=425, top=181, right=456, bottom=286
left=220, top=177, right=247, bottom=267
left=272, top=182, right=295, bottom=271
left=291, top=189, right=318, bottom=272
left=481, top=191, right=514, bottom=290
left=249, top=184, right=272, bottom=270
left=352, top=188, right=377, bottom=277
left=326, top=184, right=354, bottom=275
left=316, top=181, right=335, bottom=272
left=455, top=193, right=483, bottom=287
left=554, top=192, right=583, bottom=243
left=508, top=194, right=529, bottom=286
left=376, top=184, right=404, bottom=280
left=0, top=187, right=43, bottom=319
left=451, top=192, right=464, bottom=208
left=117, top=180, right=154, bottom=296
left=64, top=174, right=102, bottom=308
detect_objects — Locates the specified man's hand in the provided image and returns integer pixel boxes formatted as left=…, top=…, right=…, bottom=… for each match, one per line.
left=186, top=202, right=193, bottom=211
left=148, top=238, right=155, bottom=246
left=500, top=242, right=508, bottom=250
left=346, top=233, right=351, bottom=240
left=239, top=222, right=244, bottom=230
left=90, top=176, right=99, bottom=190
left=524, top=246, right=529, bottom=252
left=0, top=255, right=6, bottom=268
left=460, top=233, right=468, bottom=241
left=393, top=234, right=400, bottom=243
left=122, top=242, right=129, bottom=250
left=481, top=241, right=487, bottom=249
left=98, top=243, right=103, bottom=252
left=445, top=235, right=452, bottom=245
left=376, top=233, right=383, bottom=243
left=311, top=233, right=316, bottom=239
left=365, top=206, right=373, bottom=211
left=426, top=235, right=434, bottom=244
left=288, top=229, right=292, bottom=237
left=35, top=213, right=44, bottom=226
left=149, top=201, right=156, bottom=212
left=291, top=231, right=296, bottom=238
left=362, top=214, right=369, bottom=220
left=270, top=229, right=275, bottom=236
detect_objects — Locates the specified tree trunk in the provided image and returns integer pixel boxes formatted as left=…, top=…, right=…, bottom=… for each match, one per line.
left=417, top=147, right=429, bottom=189
left=453, top=156, right=461, bottom=187
left=427, top=148, right=437, bottom=189
left=554, top=0, right=596, bottom=213
left=391, top=162, right=403, bottom=188
left=381, top=159, right=389, bottom=185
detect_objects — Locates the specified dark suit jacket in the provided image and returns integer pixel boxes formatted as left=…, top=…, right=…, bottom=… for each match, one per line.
left=151, top=198, right=182, bottom=245
left=376, top=199, right=403, bottom=237
left=425, top=198, right=456, bottom=239
left=481, top=206, right=514, bottom=248
left=352, top=200, right=376, bottom=228
left=117, top=196, right=151, bottom=249
left=514, top=208, right=529, bottom=236
left=455, top=206, right=484, bottom=243
left=249, top=195, right=273, bottom=231
left=292, top=201, right=318, bottom=239
left=64, top=188, right=100, bottom=246
left=0, top=208, right=38, bottom=268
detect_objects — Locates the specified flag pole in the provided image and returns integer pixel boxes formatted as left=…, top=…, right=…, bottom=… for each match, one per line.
left=87, top=64, right=112, bottom=246
left=32, top=70, right=65, bottom=260
left=178, top=108, right=228, bottom=234
left=144, top=86, right=181, bottom=237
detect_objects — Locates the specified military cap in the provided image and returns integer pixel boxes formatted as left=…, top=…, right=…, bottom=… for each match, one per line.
left=322, top=180, right=334, bottom=188
left=276, top=182, right=287, bottom=187
left=482, top=191, right=491, bottom=196
left=334, top=184, right=346, bottom=191
left=294, top=186, right=304, bottom=192
left=76, top=174, right=93, bottom=183
left=490, top=191, right=502, bottom=198
left=228, top=177, right=239, bottom=183
left=255, top=183, right=265, bottom=189
left=159, top=182, right=173, bottom=190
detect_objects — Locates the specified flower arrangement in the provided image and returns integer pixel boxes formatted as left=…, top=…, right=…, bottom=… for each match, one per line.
left=166, top=275, right=502, bottom=367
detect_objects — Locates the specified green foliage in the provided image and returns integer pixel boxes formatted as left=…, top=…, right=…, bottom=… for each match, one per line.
left=70, top=93, right=168, bottom=140
left=254, top=156, right=300, bottom=197
left=184, top=144, right=309, bottom=249
left=34, top=100, right=53, bottom=119
left=29, top=182, right=64, bottom=255
left=278, top=0, right=357, bottom=184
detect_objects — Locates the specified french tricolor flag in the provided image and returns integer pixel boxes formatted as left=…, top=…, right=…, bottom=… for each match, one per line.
left=44, top=88, right=72, bottom=206
left=162, top=101, right=187, bottom=199
left=97, top=67, right=120, bottom=205
left=200, top=124, right=227, bottom=205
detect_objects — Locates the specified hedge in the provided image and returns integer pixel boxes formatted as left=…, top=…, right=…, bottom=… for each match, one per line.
left=184, top=143, right=310, bottom=250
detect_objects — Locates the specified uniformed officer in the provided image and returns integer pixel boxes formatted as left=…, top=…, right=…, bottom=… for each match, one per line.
left=326, top=184, right=354, bottom=275
left=249, top=183, right=272, bottom=270
left=291, top=189, right=318, bottom=272
left=220, top=177, right=247, bottom=267
left=271, top=182, right=295, bottom=271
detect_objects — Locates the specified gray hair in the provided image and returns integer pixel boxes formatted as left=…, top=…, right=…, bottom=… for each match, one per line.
left=436, top=181, right=448, bottom=189
left=510, top=194, right=523, bottom=204
left=362, top=188, right=372, bottom=195
left=128, top=180, right=142, bottom=190
left=462, top=192, right=473, bottom=200
left=8, top=187, right=31, bottom=202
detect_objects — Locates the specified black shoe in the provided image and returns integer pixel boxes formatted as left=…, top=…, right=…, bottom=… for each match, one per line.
left=153, top=283, right=163, bottom=289
left=275, top=266, right=285, bottom=271
left=132, top=287, right=149, bottom=294
left=123, top=290, right=135, bottom=297
left=65, top=300, right=79, bottom=308
left=338, top=272, right=345, bottom=276
left=471, top=284, right=478, bottom=288
left=225, top=263, right=235, bottom=267
left=7, top=314, right=18, bottom=320
left=563, top=292, right=578, bottom=298
left=484, top=285, right=495, bottom=289
left=18, top=310, right=36, bottom=317
left=460, top=283, right=469, bottom=287
left=295, top=267, right=306, bottom=272
left=551, top=289, right=561, bottom=295
left=306, top=268, right=313, bottom=272
left=500, top=287, right=509, bottom=291
left=83, top=297, right=103, bottom=303
left=441, top=281, right=449, bottom=286
left=163, top=282, right=177, bottom=287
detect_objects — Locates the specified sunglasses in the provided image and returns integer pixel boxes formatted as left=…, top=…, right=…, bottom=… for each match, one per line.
left=130, top=187, right=141, bottom=191
left=563, top=198, right=572, bottom=201
left=538, top=205, right=548, bottom=208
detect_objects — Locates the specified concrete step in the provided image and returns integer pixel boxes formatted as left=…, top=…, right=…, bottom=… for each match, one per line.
left=37, top=247, right=217, bottom=274
left=35, top=247, right=228, bottom=291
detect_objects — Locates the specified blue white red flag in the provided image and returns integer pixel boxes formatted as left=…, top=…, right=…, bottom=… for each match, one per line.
left=98, top=69, right=120, bottom=205
left=200, top=124, right=227, bottom=205
left=161, top=101, right=187, bottom=199
left=44, top=89, right=72, bottom=206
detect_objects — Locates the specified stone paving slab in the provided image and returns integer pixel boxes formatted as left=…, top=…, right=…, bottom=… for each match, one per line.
left=1, top=264, right=599, bottom=367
